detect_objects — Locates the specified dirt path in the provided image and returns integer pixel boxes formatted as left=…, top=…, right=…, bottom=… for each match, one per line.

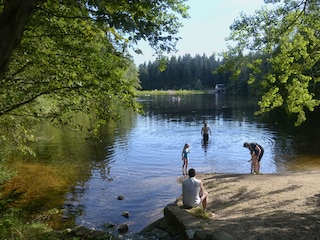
left=198, top=170, right=320, bottom=240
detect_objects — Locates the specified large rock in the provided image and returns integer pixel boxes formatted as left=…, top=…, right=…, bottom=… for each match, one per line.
left=163, top=204, right=236, bottom=240
left=164, top=205, right=203, bottom=240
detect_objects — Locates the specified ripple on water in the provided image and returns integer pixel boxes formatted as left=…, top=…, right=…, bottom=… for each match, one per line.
left=69, top=95, right=320, bottom=233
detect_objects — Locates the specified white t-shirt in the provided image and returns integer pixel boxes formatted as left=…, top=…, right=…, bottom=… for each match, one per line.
left=182, top=177, right=201, bottom=208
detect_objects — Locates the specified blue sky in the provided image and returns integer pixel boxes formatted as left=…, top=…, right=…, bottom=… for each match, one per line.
left=132, top=0, right=266, bottom=65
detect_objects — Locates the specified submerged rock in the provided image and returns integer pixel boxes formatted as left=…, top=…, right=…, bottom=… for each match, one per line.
left=121, top=211, right=130, bottom=218
left=104, top=222, right=116, bottom=229
left=117, top=224, right=129, bottom=234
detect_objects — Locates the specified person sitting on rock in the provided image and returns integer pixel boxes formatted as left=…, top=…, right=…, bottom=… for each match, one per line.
left=182, top=168, right=209, bottom=210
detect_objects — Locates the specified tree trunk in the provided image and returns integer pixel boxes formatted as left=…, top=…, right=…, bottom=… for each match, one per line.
left=0, top=0, right=41, bottom=78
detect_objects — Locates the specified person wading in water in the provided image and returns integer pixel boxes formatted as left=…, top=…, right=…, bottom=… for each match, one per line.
left=201, top=122, right=212, bottom=142
left=181, top=143, right=190, bottom=175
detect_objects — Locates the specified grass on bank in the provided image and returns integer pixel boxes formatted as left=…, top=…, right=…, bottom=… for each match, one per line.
left=0, top=164, right=99, bottom=240
left=187, top=207, right=213, bottom=219
left=0, top=206, right=117, bottom=240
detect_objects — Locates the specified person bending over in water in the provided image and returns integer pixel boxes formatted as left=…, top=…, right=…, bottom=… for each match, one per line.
left=181, top=143, right=190, bottom=175
left=243, top=142, right=264, bottom=174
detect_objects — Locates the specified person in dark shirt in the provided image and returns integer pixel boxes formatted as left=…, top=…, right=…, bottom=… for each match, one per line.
left=243, top=142, right=264, bottom=174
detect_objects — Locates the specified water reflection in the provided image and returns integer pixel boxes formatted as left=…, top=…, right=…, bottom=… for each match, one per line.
left=201, top=138, right=210, bottom=153
left=4, top=94, right=320, bottom=234
left=54, top=94, right=320, bottom=232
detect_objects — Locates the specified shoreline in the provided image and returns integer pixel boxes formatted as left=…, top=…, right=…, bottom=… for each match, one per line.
left=140, top=170, right=320, bottom=239
left=194, top=169, right=320, bottom=239
left=66, top=170, right=320, bottom=239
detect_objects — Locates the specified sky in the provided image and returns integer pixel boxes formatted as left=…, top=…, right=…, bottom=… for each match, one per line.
left=132, top=0, right=267, bottom=65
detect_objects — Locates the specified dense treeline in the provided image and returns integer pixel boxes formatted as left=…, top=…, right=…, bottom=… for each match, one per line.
left=139, top=0, right=320, bottom=126
left=138, top=54, right=231, bottom=91
left=137, top=53, right=272, bottom=95
left=138, top=53, right=260, bottom=94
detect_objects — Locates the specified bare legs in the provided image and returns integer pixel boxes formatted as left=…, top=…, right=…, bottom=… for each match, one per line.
left=251, top=153, right=259, bottom=174
left=182, top=159, right=188, bottom=175
left=256, top=160, right=261, bottom=173
left=200, top=191, right=209, bottom=210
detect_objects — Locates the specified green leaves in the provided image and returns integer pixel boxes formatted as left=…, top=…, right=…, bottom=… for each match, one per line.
left=223, top=0, right=320, bottom=125
left=83, top=0, right=189, bottom=57
left=0, top=0, right=187, bottom=151
left=257, top=86, right=283, bottom=113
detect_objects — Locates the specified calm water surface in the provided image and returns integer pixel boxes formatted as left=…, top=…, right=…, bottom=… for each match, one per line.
left=68, top=94, right=320, bottom=233
left=6, top=94, right=320, bottom=234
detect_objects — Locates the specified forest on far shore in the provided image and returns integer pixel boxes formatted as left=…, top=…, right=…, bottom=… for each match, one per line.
left=138, top=0, right=320, bottom=127
left=138, top=53, right=254, bottom=95
left=138, top=54, right=222, bottom=91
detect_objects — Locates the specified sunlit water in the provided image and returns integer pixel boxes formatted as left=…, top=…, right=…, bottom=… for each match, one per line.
left=5, top=94, right=320, bottom=234
left=64, top=94, right=320, bottom=233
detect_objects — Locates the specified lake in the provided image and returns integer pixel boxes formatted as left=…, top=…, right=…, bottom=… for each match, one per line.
left=4, top=93, right=320, bottom=234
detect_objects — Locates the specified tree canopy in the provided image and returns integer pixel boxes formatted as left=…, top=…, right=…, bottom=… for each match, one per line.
left=222, top=0, right=320, bottom=125
left=0, top=0, right=189, bottom=153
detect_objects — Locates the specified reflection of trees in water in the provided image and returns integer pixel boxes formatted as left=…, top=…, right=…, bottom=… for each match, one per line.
left=9, top=93, right=319, bottom=229
left=139, top=94, right=259, bottom=125
left=95, top=160, right=114, bottom=181
left=140, top=93, right=320, bottom=170
left=4, top=108, right=137, bottom=228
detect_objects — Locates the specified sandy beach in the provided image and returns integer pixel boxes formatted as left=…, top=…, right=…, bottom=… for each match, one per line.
left=193, top=170, right=320, bottom=239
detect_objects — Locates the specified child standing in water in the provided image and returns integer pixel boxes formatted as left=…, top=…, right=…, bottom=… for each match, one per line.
left=182, top=143, right=190, bottom=175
